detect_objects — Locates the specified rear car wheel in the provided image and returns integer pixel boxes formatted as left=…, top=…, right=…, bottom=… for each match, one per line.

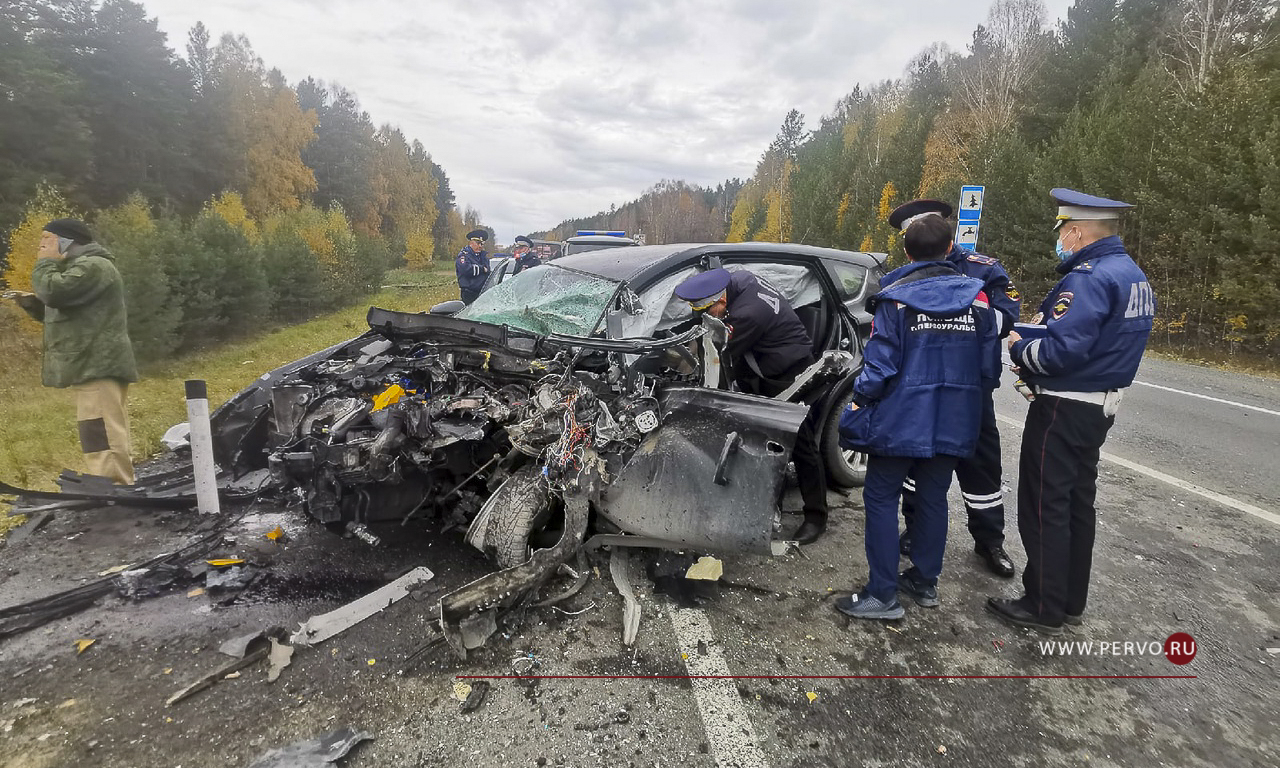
left=822, top=390, right=867, bottom=488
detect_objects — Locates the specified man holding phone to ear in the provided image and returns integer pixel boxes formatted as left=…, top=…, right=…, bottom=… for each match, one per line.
left=4, top=218, right=138, bottom=485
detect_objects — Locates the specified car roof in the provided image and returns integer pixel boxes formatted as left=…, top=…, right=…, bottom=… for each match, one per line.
left=552, top=242, right=885, bottom=284
left=564, top=235, right=637, bottom=245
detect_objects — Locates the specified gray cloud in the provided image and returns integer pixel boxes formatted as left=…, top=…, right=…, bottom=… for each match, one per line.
left=144, top=0, right=1075, bottom=241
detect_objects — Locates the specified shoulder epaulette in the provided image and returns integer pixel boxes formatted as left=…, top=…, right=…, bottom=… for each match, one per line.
left=1072, top=261, right=1095, bottom=273
left=966, top=254, right=997, bottom=266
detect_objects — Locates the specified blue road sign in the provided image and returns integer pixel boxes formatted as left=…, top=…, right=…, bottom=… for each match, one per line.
left=957, top=185, right=984, bottom=222
left=955, top=220, right=980, bottom=248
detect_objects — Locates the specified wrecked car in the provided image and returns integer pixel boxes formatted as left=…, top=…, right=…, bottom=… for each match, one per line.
left=209, top=243, right=883, bottom=652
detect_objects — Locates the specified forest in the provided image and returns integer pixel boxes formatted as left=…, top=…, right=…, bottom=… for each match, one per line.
left=0, top=0, right=482, bottom=362
left=539, top=0, right=1280, bottom=359
left=3, top=0, right=1278, bottom=361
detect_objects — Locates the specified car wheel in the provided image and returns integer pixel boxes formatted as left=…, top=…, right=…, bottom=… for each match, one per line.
left=486, top=464, right=556, bottom=569
left=822, top=390, right=867, bottom=488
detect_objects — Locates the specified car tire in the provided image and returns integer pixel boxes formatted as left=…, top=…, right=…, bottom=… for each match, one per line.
left=487, top=464, right=555, bottom=569
left=822, top=390, right=867, bottom=488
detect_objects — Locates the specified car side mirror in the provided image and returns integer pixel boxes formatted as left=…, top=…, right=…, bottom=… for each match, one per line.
left=429, top=300, right=465, bottom=316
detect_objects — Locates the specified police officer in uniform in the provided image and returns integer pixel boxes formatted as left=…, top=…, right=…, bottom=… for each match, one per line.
left=673, top=268, right=829, bottom=544
left=987, top=189, right=1155, bottom=636
left=456, top=229, right=491, bottom=304
left=512, top=235, right=541, bottom=273
left=835, top=213, right=998, bottom=619
left=888, top=200, right=1021, bottom=578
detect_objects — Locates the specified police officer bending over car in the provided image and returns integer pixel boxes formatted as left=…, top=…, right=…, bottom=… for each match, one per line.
left=987, top=189, right=1154, bottom=636
left=673, top=268, right=830, bottom=544
left=836, top=214, right=998, bottom=620
left=888, top=199, right=1021, bottom=579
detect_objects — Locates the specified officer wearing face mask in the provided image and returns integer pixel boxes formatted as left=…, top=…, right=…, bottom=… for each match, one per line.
left=986, top=189, right=1155, bottom=637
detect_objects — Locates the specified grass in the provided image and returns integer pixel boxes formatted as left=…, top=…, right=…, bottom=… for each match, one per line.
left=0, top=262, right=458, bottom=536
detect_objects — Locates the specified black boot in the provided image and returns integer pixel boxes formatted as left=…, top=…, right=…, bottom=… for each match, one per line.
left=793, top=510, right=827, bottom=545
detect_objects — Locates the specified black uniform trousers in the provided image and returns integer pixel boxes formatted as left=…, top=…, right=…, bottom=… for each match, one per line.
left=902, top=392, right=1005, bottom=548
left=1015, top=394, right=1114, bottom=625
left=460, top=287, right=481, bottom=305
left=756, top=360, right=828, bottom=518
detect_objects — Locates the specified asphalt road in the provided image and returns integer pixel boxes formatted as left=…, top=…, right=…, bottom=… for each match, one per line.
left=1, top=355, right=1276, bottom=768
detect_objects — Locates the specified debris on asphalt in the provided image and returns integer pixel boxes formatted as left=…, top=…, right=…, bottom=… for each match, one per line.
left=188, top=587, right=205, bottom=598
left=685, top=556, right=723, bottom=581
left=938, top=745, right=948, bottom=755
left=452, top=681, right=472, bottom=701
left=4, top=511, right=55, bottom=546
left=511, top=654, right=538, bottom=675
left=552, top=601, right=596, bottom=616
left=266, top=526, right=287, bottom=542
left=74, top=639, right=94, bottom=654
left=806, top=692, right=818, bottom=704
left=97, top=563, right=134, bottom=577
left=244, top=726, right=373, bottom=768
left=290, top=566, right=434, bottom=647
left=992, top=640, right=1005, bottom=652
left=206, top=564, right=257, bottom=592
left=207, top=558, right=246, bottom=567
left=460, top=680, right=490, bottom=713
left=610, top=549, right=642, bottom=646
left=166, top=646, right=269, bottom=706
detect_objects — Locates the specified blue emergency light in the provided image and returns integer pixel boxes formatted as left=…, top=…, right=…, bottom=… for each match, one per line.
left=575, top=230, right=627, bottom=237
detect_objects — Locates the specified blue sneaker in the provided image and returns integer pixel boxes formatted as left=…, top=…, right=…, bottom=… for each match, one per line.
left=834, top=591, right=905, bottom=620
left=897, top=570, right=939, bottom=608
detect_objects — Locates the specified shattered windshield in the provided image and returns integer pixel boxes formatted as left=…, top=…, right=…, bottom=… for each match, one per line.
left=457, top=264, right=621, bottom=337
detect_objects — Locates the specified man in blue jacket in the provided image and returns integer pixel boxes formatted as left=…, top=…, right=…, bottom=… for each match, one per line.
left=987, top=189, right=1154, bottom=636
left=837, top=214, right=998, bottom=619
left=889, top=199, right=1021, bottom=578
left=456, top=229, right=491, bottom=304
left=512, top=236, right=541, bottom=273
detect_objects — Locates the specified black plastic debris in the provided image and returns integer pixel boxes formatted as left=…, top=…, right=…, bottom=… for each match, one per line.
left=245, top=726, right=373, bottom=768
left=460, top=680, right=490, bottom=713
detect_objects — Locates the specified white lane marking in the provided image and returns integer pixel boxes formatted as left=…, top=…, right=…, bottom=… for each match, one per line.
left=1130, top=380, right=1280, bottom=417
left=668, top=607, right=770, bottom=768
left=995, top=413, right=1280, bottom=527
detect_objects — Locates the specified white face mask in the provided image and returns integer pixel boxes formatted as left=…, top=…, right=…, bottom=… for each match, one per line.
left=57, top=236, right=74, bottom=254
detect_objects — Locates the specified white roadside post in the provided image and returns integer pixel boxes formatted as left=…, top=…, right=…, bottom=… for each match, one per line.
left=185, top=380, right=221, bottom=516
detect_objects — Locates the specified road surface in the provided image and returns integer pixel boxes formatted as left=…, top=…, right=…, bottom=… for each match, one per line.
left=0, top=354, right=1276, bottom=768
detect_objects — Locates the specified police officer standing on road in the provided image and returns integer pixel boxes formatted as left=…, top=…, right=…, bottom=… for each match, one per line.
left=512, top=236, right=541, bottom=273
left=673, top=268, right=830, bottom=544
left=835, top=214, right=998, bottom=619
left=888, top=199, right=1021, bottom=579
left=987, top=189, right=1155, bottom=636
left=456, top=229, right=491, bottom=305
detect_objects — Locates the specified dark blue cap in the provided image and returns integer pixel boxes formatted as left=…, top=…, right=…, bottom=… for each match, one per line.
left=675, top=268, right=731, bottom=307
left=513, top=235, right=533, bottom=247
left=887, top=199, right=953, bottom=231
left=466, top=229, right=488, bottom=241
left=1051, top=188, right=1132, bottom=229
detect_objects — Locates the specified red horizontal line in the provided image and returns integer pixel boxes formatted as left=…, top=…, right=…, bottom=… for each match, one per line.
left=456, top=675, right=1197, bottom=680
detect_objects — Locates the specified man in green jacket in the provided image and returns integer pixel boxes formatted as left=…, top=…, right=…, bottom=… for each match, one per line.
left=4, top=219, right=138, bottom=484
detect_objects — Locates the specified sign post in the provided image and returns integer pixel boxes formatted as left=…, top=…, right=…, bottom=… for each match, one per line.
left=956, top=184, right=984, bottom=249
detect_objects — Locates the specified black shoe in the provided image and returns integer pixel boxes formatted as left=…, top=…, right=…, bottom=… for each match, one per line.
left=897, top=570, right=939, bottom=608
left=985, top=597, right=1063, bottom=636
left=975, top=544, right=1015, bottom=578
left=794, top=517, right=827, bottom=545
left=1064, top=613, right=1083, bottom=626
left=899, top=531, right=912, bottom=558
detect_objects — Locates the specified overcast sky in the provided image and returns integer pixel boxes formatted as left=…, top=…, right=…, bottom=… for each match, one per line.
left=143, top=0, right=1075, bottom=242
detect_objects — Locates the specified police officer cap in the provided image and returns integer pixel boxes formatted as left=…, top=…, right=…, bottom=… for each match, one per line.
left=513, top=235, right=533, bottom=247
left=43, top=218, right=93, bottom=244
left=466, top=229, right=488, bottom=241
left=887, top=199, right=953, bottom=232
left=675, top=268, right=731, bottom=309
left=1051, top=188, right=1133, bottom=230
